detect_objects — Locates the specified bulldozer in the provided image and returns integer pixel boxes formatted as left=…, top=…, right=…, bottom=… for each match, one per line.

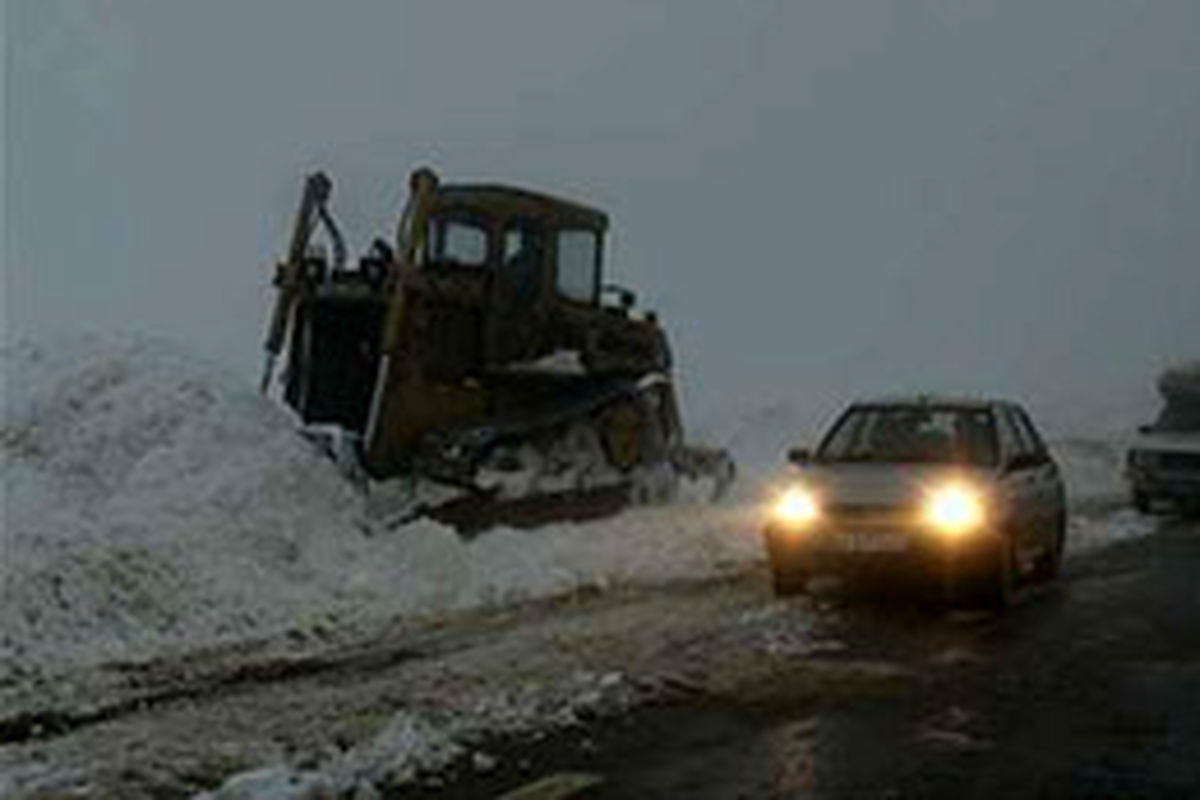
left=260, top=167, right=733, bottom=532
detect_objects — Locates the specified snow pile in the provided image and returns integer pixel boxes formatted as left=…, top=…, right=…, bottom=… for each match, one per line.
left=200, top=711, right=464, bottom=800
left=1066, top=508, right=1156, bottom=556
left=1, top=335, right=379, bottom=675
left=1049, top=436, right=1130, bottom=512
left=1048, top=436, right=1157, bottom=556
left=0, top=334, right=762, bottom=681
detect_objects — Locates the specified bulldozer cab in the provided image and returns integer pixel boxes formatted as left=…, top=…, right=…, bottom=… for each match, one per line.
left=418, top=185, right=608, bottom=364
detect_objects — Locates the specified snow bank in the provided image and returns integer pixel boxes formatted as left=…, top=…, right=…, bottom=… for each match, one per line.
left=0, top=334, right=762, bottom=681
left=2, top=335, right=376, bottom=676
left=1049, top=436, right=1130, bottom=512
left=1066, top=508, right=1156, bottom=556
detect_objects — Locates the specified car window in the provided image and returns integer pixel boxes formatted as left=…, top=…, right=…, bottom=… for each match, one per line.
left=1012, top=406, right=1048, bottom=458
left=1005, top=408, right=1036, bottom=458
left=994, top=408, right=1023, bottom=464
left=1155, top=397, right=1200, bottom=432
left=959, top=410, right=1000, bottom=466
left=817, top=405, right=998, bottom=466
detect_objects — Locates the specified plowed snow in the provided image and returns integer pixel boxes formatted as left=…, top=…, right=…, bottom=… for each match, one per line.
left=1, top=335, right=761, bottom=683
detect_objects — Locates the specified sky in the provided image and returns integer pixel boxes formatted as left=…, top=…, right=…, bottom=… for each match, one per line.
left=6, top=0, right=1200, bottom=442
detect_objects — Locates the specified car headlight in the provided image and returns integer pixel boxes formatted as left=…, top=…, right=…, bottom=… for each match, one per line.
left=923, top=484, right=986, bottom=535
left=771, top=486, right=820, bottom=526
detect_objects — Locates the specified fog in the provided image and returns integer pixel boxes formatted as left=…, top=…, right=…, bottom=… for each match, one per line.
left=7, top=1, right=1199, bottom=441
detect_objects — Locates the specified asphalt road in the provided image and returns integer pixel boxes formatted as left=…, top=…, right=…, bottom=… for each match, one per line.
left=475, top=517, right=1200, bottom=799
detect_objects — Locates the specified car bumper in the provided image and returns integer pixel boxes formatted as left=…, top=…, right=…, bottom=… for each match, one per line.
left=1127, top=468, right=1200, bottom=502
left=764, top=521, right=1001, bottom=584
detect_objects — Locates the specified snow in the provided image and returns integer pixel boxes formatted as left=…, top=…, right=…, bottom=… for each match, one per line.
left=1050, top=436, right=1130, bottom=512
left=196, top=711, right=466, bottom=800
left=0, top=334, right=761, bottom=686
left=505, top=349, right=586, bottom=376
left=195, top=768, right=343, bottom=800
left=3, top=334, right=375, bottom=676
left=188, top=668, right=648, bottom=800
left=1066, top=508, right=1157, bottom=556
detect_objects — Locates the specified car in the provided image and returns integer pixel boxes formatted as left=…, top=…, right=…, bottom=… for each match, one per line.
left=763, top=396, right=1067, bottom=609
left=1126, top=364, right=1200, bottom=517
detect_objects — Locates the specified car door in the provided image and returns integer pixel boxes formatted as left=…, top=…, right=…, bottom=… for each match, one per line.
left=995, top=407, right=1042, bottom=561
left=1012, top=405, right=1064, bottom=544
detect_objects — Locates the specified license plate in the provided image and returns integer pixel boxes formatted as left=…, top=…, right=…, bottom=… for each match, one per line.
left=838, top=532, right=908, bottom=553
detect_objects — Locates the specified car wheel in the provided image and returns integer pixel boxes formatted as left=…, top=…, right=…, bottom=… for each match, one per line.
left=1133, top=490, right=1153, bottom=514
left=771, top=566, right=809, bottom=598
left=1031, top=512, right=1066, bottom=582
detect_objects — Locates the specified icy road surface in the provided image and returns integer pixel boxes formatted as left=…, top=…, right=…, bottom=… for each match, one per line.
left=0, top=573, right=825, bottom=798
left=0, top=510, right=1153, bottom=800
left=541, top=516, right=1200, bottom=800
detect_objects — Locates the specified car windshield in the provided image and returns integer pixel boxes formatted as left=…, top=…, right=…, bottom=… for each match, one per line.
left=817, top=405, right=999, bottom=466
left=1154, top=398, right=1200, bottom=432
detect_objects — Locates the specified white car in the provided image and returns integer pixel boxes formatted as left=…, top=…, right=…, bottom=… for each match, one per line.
left=763, top=397, right=1067, bottom=609
left=1126, top=403, right=1200, bottom=516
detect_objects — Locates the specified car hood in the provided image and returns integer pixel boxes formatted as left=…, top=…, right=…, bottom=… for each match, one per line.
left=799, top=462, right=991, bottom=508
left=1130, top=431, right=1200, bottom=455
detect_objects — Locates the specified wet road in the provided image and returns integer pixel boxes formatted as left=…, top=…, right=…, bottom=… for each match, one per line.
left=482, top=518, right=1200, bottom=799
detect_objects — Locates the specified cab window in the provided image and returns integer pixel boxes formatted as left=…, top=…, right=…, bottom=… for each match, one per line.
left=427, top=217, right=488, bottom=267
left=556, top=230, right=599, bottom=303
left=503, top=220, right=545, bottom=301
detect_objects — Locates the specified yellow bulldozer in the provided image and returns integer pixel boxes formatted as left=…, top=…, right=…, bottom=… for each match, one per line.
left=261, top=167, right=733, bottom=531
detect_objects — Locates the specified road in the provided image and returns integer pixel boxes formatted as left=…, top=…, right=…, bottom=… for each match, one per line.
left=461, top=517, right=1200, bottom=799
left=1, top=511, right=1185, bottom=799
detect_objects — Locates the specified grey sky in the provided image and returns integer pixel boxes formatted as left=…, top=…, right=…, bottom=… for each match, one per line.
left=6, top=1, right=1199, bottom=439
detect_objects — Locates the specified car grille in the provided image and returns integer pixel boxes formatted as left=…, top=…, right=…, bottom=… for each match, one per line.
left=1158, top=452, right=1200, bottom=472
left=824, top=503, right=916, bottom=527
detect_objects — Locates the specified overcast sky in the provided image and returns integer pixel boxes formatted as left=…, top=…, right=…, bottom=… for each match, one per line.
left=6, top=1, right=1200, bottom=440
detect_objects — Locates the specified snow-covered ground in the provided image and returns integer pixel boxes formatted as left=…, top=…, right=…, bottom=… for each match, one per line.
left=1, top=335, right=762, bottom=687
left=0, top=334, right=1156, bottom=799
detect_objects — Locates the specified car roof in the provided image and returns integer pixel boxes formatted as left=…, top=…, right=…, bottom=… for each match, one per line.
left=851, top=394, right=1016, bottom=412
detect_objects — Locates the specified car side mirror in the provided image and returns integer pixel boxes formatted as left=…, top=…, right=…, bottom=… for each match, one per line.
left=1137, top=424, right=1155, bottom=435
left=787, top=447, right=812, bottom=466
